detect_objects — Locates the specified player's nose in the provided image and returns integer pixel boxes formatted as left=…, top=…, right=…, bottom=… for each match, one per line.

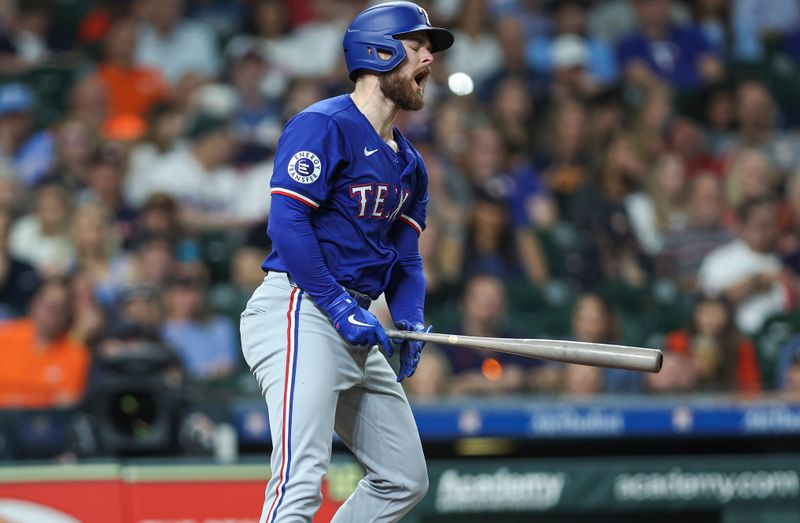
left=419, top=46, right=433, bottom=65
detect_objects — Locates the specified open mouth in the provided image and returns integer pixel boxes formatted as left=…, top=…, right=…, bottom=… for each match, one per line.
left=414, top=69, right=430, bottom=91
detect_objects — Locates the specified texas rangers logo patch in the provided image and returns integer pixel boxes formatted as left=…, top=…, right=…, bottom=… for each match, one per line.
left=288, top=151, right=322, bottom=184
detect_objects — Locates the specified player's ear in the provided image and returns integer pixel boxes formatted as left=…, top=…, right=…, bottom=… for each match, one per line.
left=367, top=47, right=392, bottom=62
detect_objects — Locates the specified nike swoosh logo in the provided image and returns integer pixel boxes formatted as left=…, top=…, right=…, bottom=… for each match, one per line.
left=347, top=314, right=371, bottom=327
left=364, top=147, right=379, bottom=157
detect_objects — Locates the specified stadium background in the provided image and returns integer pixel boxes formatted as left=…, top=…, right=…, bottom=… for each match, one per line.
left=1, top=0, right=800, bottom=521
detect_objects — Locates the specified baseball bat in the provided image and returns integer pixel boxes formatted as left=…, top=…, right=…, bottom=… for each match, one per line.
left=385, top=330, right=663, bottom=373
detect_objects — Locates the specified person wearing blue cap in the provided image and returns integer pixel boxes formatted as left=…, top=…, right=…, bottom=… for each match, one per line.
left=0, top=83, right=54, bottom=187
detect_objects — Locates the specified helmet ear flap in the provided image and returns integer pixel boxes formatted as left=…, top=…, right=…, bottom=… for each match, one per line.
left=369, top=45, right=395, bottom=62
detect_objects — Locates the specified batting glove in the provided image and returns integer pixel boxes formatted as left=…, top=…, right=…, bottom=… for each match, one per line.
left=392, top=320, right=432, bottom=382
left=324, top=292, right=392, bottom=352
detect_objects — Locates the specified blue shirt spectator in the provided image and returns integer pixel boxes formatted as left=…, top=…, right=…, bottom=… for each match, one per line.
left=528, top=34, right=618, bottom=85
left=0, top=84, right=54, bottom=187
left=618, top=0, right=722, bottom=90
left=162, top=315, right=239, bottom=380
left=732, top=0, right=800, bottom=61
left=617, top=24, right=719, bottom=89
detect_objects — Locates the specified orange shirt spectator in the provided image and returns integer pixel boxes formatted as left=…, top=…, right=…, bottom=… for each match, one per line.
left=92, top=17, right=170, bottom=120
left=0, top=279, right=90, bottom=408
left=665, top=330, right=761, bottom=393
left=95, top=64, right=169, bottom=119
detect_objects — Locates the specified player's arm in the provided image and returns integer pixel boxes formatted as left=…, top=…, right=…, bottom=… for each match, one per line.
left=269, top=113, right=390, bottom=351
left=385, top=169, right=430, bottom=381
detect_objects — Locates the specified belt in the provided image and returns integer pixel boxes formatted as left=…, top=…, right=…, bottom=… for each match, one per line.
left=344, top=288, right=373, bottom=310
left=281, top=272, right=372, bottom=310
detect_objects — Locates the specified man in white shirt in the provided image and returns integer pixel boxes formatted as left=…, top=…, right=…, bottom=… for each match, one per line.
left=137, top=115, right=270, bottom=232
left=698, top=197, right=789, bottom=333
left=135, top=0, right=220, bottom=84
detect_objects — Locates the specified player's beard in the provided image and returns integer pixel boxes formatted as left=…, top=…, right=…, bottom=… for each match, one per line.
left=380, top=67, right=425, bottom=111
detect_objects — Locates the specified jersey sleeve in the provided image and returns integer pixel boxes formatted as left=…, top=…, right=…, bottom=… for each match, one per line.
left=398, top=156, right=429, bottom=235
left=270, top=111, right=348, bottom=208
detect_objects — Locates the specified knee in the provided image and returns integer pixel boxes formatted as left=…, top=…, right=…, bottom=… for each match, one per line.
left=401, top=460, right=429, bottom=504
left=411, top=469, right=429, bottom=502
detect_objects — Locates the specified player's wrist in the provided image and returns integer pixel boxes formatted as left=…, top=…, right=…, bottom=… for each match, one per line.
left=395, top=319, right=425, bottom=332
left=320, top=290, right=359, bottom=322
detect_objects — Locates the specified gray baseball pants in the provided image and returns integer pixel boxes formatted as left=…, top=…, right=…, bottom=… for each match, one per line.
left=240, top=271, right=428, bottom=523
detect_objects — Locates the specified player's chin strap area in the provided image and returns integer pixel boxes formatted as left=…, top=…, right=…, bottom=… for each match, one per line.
left=281, top=271, right=373, bottom=310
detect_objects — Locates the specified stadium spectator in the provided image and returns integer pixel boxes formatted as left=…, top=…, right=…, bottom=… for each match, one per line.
left=585, top=87, right=626, bottom=163
left=161, top=268, right=239, bottom=382
left=570, top=134, right=650, bottom=289
left=587, top=0, right=692, bottom=44
left=526, top=0, right=618, bottom=88
left=617, top=0, right=723, bottom=91
left=135, top=0, right=220, bottom=84
left=635, top=152, right=689, bottom=252
left=446, top=0, right=503, bottom=87
left=65, top=75, right=109, bottom=137
left=630, top=86, right=672, bottom=162
left=228, top=48, right=282, bottom=165
left=775, top=334, right=800, bottom=396
left=226, top=0, right=295, bottom=84
left=480, top=15, right=541, bottom=102
left=79, top=150, right=138, bottom=244
left=650, top=294, right=761, bottom=393
left=135, top=114, right=269, bottom=232
left=659, top=173, right=734, bottom=290
left=566, top=292, right=643, bottom=394
left=208, top=239, right=269, bottom=326
left=0, top=162, right=20, bottom=215
left=666, top=115, right=723, bottom=178
left=0, top=208, right=38, bottom=319
left=0, top=0, right=57, bottom=74
left=560, top=363, right=604, bottom=396
left=536, top=100, right=589, bottom=207
left=0, top=278, right=90, bottom=408
left=130, top=194, right=182, bottom=245
left=125, top=233, right=176, bottom=289
left=8, top=179, right=74, bottom=277
left=402, top=346, right=452, bottom=401
left=723, top=147, right=775, bottom=210
left=700, top=84, right=736, bottom=153
left=70, top=202, right=127, bottom=307
left=0, top=83, right=54, bottom=187
left=698, top=197, right=790, bottom=334
left=430, top=96, right=470, bottom=166
left=125, top=103, right=187, bottom=207
left=93, top=17, right=171, bottom=121
left=68, top=269, right=106, bottom=347
left=250, top=0, right=352, bottom=81
left=779, top=347, right=800, bottom=398
left=690, top=0, right=732, bottom=57
left=731, top=0, right=800, bottom=61
left=439, top=273, right=544, bottom=395
left=717, top=80, right=800, bottom=175
left=113, top=283, right=164, bottom=340
left=489, top=75, right=538, bottom=164
left=779, top=173, right=800, bottom=275
left=48, top=118, right=98, bottom=191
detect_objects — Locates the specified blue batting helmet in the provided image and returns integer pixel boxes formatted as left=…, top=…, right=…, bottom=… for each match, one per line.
left=343, top=1, right=454, bottom=81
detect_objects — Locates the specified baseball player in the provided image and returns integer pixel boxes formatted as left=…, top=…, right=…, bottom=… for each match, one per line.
left=239, top=2, right=453, bottom=522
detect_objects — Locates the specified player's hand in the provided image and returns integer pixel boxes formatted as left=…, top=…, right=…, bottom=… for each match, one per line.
left=324, top=292, right=392, bottom=352
left=392, top=320, right=431, bottom=382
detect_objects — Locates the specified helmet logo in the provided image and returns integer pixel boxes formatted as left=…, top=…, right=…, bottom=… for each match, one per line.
left=418, top=6, right=431, bottom=26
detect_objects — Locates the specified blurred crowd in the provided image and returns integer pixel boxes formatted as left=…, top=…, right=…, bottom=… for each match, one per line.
left=2, top=0, right=800, bottom=422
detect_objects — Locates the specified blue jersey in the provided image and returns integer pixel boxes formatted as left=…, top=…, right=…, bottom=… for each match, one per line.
left=617, top=24, right=716, bottom=89
left=262, top=94, right=428, bottom=298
